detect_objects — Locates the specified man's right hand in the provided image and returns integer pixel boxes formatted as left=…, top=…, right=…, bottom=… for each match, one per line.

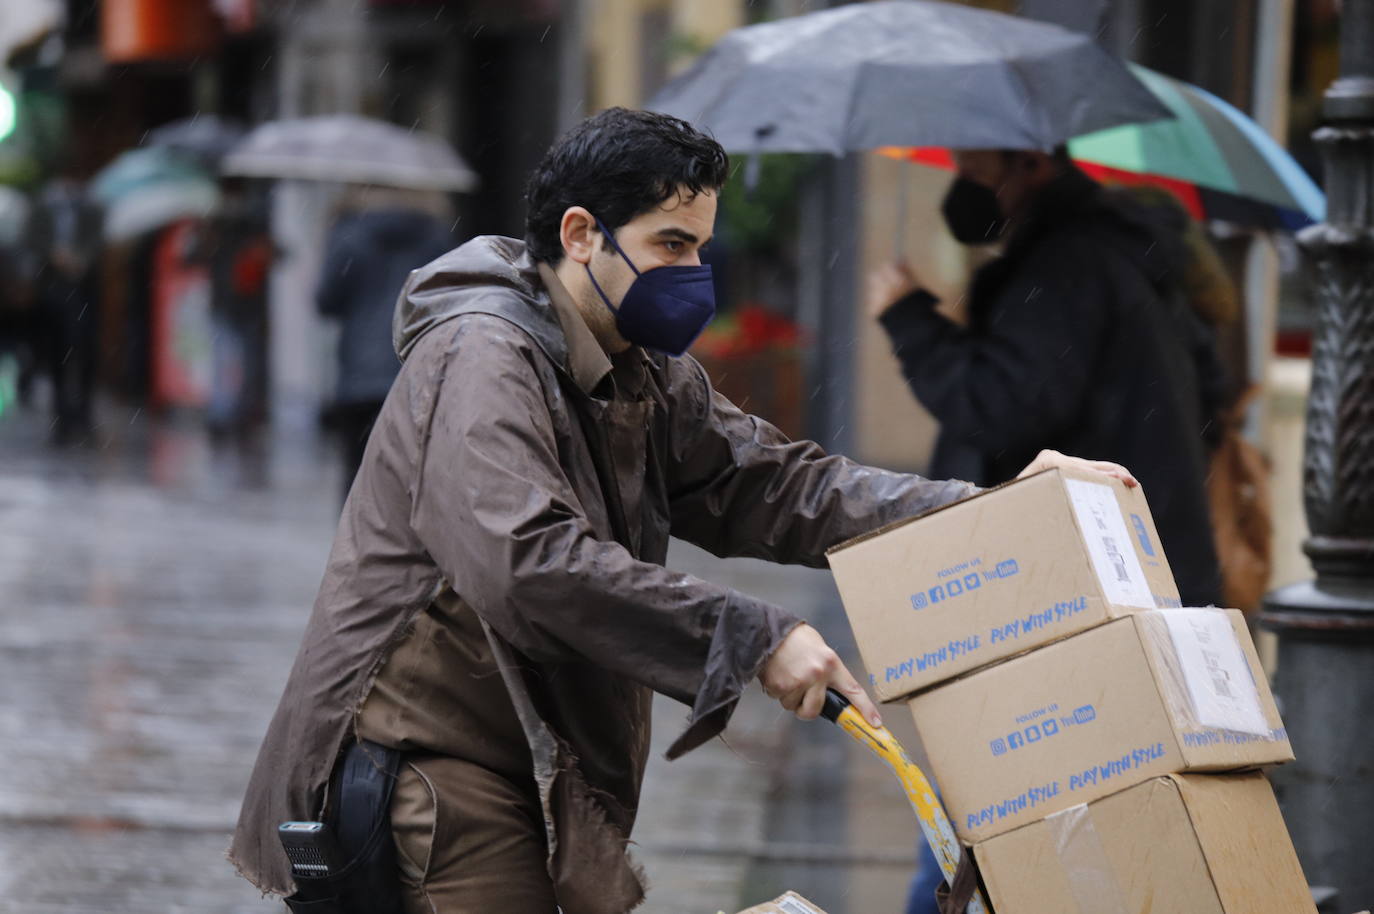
left=759, top=623, right=883, bottom=727
left=866, top=261, right=922, bottom=319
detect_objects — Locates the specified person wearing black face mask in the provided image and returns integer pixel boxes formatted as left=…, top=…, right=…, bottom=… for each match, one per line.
left=870, top=147, right=1225, bottom=611
left=939, top=171, right=1010, bottom=245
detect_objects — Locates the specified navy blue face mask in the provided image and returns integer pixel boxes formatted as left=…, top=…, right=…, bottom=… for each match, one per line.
left=583, top=216, right=716, bottom=357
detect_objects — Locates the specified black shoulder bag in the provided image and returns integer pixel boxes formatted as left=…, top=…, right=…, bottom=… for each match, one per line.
left=283, top=739, right=404, bottom=914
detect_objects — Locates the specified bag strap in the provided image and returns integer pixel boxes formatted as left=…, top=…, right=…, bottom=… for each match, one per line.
left=934, top=850, right=980, bottom=914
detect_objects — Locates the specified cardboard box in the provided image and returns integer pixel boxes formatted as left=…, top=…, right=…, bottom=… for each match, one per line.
left=729, top=892, right=829, bottom=914
left=908, top=608, right=1292, bottom=843
left=974, top=772, right=1317, bottom=914
left=828, top=467, right=1180, bottom=701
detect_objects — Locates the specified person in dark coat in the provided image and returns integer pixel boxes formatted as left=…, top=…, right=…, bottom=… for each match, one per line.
left=316, top=193, right=454, bottom=498
left=31, top=175, right=102, bottom=445
left=870, top=148, right=1224, bottom=608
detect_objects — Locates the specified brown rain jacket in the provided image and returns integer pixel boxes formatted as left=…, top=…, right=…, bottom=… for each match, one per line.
left=229, top=236, right=976, bottom=913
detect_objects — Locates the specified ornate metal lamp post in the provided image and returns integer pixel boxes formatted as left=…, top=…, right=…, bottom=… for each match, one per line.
left=1260, top=0, right=1374, bottom=906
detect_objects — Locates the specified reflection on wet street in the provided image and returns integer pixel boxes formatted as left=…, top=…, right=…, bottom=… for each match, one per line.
left=0, top=404, right=922, bottom=914
left=0, top=407, right=337, bottom=913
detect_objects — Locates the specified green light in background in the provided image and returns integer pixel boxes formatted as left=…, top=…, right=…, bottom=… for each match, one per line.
left=0, top=84, right=15, bottom=142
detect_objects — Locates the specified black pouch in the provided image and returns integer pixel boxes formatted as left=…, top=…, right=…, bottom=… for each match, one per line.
left=285, top=740, right=404, bottom=914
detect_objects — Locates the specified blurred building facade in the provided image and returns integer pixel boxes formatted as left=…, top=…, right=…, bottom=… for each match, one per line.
left=0, top=0, right=1337, bottom=587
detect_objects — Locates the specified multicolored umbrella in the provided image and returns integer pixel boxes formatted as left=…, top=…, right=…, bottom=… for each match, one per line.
left=881, top=65, right=1323, bottom=229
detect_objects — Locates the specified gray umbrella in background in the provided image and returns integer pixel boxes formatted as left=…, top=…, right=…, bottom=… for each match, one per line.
left=647, top=0, right=1171, bottom=154
left=220, top=114, right=478, bottom=192
left=144, top=115, right=248, bottom=166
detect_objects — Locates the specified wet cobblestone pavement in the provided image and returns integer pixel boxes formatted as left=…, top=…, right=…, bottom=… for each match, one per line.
left=0, top=408, right=337, bottom=913
left=0, top=403, right=925, bottom=914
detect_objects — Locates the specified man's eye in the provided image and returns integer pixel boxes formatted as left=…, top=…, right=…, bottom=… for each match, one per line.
left=663, top=241, right=683, bottom=253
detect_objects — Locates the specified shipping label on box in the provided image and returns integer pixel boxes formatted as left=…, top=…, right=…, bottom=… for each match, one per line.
left=907, top=609, right=1292, bottom=843
left=827, top=468, right=1180, bottom=701
left=974, top=773, right=1317, bottom=914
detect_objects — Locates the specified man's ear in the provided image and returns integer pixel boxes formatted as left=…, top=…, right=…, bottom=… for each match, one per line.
left=560, top=206, right=600, bottom=266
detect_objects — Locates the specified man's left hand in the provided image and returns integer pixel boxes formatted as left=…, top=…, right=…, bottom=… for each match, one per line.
left=1016, top=449, right=1138, bottom=488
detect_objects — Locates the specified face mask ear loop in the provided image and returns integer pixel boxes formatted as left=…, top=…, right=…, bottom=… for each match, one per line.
left=584, top=260, right=620, bottom=315
left=584, top=215, right=642, bottom=316
left=592, top=216, right=642, bottom=278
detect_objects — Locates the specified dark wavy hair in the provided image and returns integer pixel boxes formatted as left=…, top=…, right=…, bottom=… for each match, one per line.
left=524, top=107, right=730, bottom=265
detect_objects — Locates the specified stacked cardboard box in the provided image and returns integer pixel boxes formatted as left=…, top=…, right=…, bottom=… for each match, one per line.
left=828, top=467, right=1314, bottom=914
left=976, top=772, right=1314, bottom=914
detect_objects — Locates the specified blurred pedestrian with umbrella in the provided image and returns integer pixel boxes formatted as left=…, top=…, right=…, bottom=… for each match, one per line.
left=218, top=113, right=478, bottom=474
left=650, top=0, right=1223, bottom=608
left=868, top=59, right=1325, bottom=617
left=218, top=113, right=477, bottom=489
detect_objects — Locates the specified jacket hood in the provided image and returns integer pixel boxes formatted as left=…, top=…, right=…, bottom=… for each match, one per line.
left=1013, top=167, right=1188, bottom=297
left=392, top=235, right=571, bottom=371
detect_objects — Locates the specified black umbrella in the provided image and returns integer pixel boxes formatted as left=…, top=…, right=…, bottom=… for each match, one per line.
left=647, top=0, right=1170, bottom=154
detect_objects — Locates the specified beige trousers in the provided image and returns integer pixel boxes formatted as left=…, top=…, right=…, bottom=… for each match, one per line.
left=391, top=754, right=558, bottom=914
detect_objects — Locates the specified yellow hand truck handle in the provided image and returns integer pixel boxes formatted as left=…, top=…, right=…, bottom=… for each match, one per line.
left=821, top=689, right=990, bottom=914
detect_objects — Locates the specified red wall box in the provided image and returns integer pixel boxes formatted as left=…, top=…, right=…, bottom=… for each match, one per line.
left=102, top=0, right=221, bottom=64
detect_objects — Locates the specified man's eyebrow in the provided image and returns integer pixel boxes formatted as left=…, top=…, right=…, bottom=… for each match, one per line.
left=650, top=227, right=712, bottom=246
